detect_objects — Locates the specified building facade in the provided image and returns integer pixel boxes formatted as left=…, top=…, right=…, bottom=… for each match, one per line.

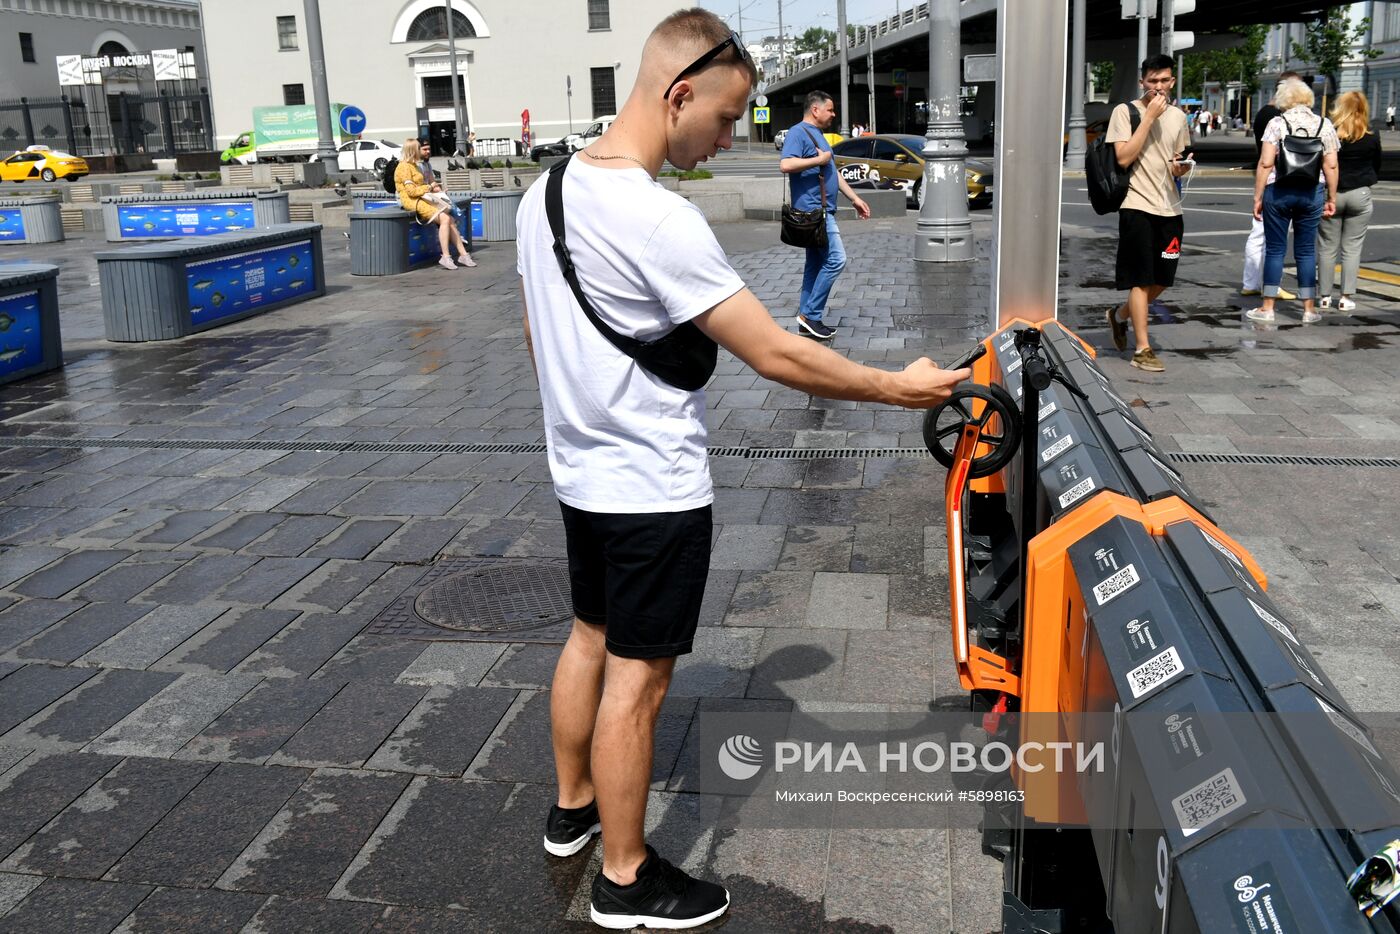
left=199, top=0, right=657, bottom=157
left=1256, top=1, right=1400, bottom=121
left=1, top=0, right=207, bottom=156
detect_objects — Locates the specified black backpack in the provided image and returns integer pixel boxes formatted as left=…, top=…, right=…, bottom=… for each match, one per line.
left=381, top=156, right=398, bottom=194
left=1275, top=113, right=1324, bottom=188
left=1086, top=103, right=1141, bottom=215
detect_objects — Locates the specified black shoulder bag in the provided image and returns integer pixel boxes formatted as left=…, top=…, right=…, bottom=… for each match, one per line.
left=544, top=156, right=717, bottom=392
left=780, top=125, right=830, bottom=250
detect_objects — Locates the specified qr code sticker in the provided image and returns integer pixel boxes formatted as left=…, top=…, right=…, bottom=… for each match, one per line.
left=1247, top=598, right=1299, bottom=645
left=1127, top=645, right=1183, bottom=698
left=1058, top=477, right=1096, bottom=509
left=1092, top=563, right=1140, bottom=605
left=1041, top=434, right=1074, bottom=463
left=1173, top=767, right=1246, bottom=836
left=1317, top=697, right=1379, bottom=758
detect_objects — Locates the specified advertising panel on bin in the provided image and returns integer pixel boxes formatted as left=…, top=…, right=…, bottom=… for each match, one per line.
left=184, top=239, right=316, bottom=326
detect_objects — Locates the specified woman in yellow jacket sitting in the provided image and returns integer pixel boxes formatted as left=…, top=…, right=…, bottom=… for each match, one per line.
left=395, top=138, right=475, bottom=270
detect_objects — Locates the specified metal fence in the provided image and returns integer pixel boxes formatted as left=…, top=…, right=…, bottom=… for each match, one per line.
left=0, top=85, right=212, bottom=157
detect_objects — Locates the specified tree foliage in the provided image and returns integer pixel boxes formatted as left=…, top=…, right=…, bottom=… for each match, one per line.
left=1179, top=24, right=1269, bottom=101
left=794, top=26, right=835, bottom=54
left=1289, top=7, right=1381, bottom=92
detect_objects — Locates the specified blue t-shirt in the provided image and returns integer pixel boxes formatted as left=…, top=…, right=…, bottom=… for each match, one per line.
left=782, top=122, right=838, bottom=213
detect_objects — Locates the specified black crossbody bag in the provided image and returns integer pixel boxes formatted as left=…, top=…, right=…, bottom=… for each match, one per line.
left=780, top=124, right=830, bottom=250
left=544, top=156, right=717, bottom=392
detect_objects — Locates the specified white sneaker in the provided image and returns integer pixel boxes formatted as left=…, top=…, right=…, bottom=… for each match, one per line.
left=1245, top=308, right=1276, bottom=323
left=1301, top=310, right=1322, bottom=323
left=1319, top=296, right=1332, bottom=309
left=1338, top=296, right=1357, bottom=312
left=438, top=255, right=457, bottom=271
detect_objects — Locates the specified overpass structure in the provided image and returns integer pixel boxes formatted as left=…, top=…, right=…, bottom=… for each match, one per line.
left=755, top=0, right=1342, bottom=138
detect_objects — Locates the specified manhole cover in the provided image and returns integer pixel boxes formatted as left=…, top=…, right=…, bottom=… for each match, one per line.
left=415, top=564, right=573, bottom=633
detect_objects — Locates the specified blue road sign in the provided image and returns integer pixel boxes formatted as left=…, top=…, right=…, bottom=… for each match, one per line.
left=753, top=106, right=771, bottom=124
left=339, top=105, right=367, bottom=137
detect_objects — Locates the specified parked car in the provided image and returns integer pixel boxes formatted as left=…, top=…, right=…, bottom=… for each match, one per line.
left=529, top=115, right=615, bottom=162
left=830, top=134, right=992, bottom=208
left=310, top=139, right=401, bottom=173
left=1, top=146, right=88, bottom=182
left=773, top=128, right=786, bottom=151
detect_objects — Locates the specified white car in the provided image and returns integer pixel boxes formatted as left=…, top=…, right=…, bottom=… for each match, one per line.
left=314, top=139, right=401, bottom=172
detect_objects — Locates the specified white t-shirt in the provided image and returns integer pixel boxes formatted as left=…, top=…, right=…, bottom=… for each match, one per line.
left=1261, top=107, right=1339, bottom=186
left=515, top=159, right=745, bottom=513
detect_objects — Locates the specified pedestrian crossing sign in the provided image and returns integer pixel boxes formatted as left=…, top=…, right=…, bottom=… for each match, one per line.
left=753, top=106, right=771, bottom=124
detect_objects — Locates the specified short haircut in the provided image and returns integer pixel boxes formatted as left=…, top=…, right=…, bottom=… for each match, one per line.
left=1273, top=78, right=1314, bottom=111
left=1140, top=54, right=1175, bottom=77
left=806, top=90, right=834, bottom=112
left=1278, top=70, right=1301, bottom=83
left=649, top=8, right=759, bottom=89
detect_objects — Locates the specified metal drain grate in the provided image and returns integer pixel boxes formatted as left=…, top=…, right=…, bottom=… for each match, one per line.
left=2, top=432, right=1398, bottom=468
left=415, top=564, right=574, bottom=633
left=365, top=556, right=574, bottom=644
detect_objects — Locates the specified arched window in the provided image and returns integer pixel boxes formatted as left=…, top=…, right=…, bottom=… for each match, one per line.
left=99, top=40, right=129, bottom=57
left=406, top=8, right=475, bottom=40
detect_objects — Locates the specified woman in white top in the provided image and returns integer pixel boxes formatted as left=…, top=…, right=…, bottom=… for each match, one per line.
left=1246, top=79, right=1339, bottom=324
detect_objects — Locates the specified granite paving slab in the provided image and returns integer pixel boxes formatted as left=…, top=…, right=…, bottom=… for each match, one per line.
left=177, top=677, right=343, bottom=764
left=363, top=686, right=517, bottom=776
left=86, top=672, right=262, bottom=758
left=2, top=668, right=178, bottom=750
left=0, top=877, right=154, bottom=934
left=268, top=682, right=426, bottom=769
left=8, top=602, right=157, bottom=665
left=0, top=663, right=99, bottom=734
left=109, top=886, right=267, bottom=934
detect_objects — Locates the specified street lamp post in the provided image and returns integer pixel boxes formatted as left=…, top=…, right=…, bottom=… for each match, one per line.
left=1065, top=0, right=1088, bottom=171
left=837, top=0, right=850, bottom=137
left=444, top=0, right=467, bottom=157
left=914, top=0, right=973, bottom=262
left=302, top=0, right=337, bottom=166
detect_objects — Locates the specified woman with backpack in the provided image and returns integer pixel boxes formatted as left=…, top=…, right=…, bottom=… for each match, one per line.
left=1317, top=91, right=1382, bottom=313
left=1246, top=78, right=1339, bottom=324
left=394, top=138, right=475, bottom=270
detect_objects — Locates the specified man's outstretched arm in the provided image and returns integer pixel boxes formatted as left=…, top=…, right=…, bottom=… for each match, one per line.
left=694, top=287, right=968, bottom=409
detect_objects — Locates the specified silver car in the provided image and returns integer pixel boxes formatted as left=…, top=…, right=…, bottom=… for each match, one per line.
left=773, top=128, right=787, bottom=152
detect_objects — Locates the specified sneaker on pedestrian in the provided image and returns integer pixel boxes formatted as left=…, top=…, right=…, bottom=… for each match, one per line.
left=1319, top=296, right=1333, bottom=310
left=543, top=800, right=600, bottom=857
left=590, top=845, right=729, bottom=930
left=1301, top=309, right=1322, bottom=323
left=1245, top=308, right=1276, bottom=323
left=1106, top=306, right=1127, bottom=352
left=1338, top=296, right=1357, bottom=313
left=797, top=315, right=836, bottom=340
left=438, top=255, right=457, bottom=271
left=1131, top=348, right=1165, bottom=372
left=1276, top=286, right=1297, bottom=301
left=457, top=253, right=477, bottom=268
left=1240, top=288, right=1262, bottom=296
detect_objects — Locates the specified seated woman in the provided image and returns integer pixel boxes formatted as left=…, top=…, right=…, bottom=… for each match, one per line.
left=395, top=138, right=475, bottom=270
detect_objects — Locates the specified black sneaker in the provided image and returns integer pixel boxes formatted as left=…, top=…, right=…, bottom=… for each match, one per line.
left=543, top=800, right=600, bottom=857
left=797, top=316, right=836, bottom=340
left=1106, top=306, right=1127, bottom=352
left=590, top=845, right=730, bottom=929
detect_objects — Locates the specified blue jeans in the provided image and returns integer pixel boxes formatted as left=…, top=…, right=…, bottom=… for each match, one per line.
left=1262, top=184, right=1324, bottom=299
left=799, top=213, right=846, bottom=322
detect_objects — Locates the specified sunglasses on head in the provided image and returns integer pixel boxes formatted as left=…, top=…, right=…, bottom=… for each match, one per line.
left=663, top=31, right=755, bottom=100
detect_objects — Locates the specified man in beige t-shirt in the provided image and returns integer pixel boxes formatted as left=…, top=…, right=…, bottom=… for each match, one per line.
left=1103, top=55, right=1192, bottom=373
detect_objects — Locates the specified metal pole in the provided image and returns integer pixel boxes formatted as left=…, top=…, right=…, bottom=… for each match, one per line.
left=566, top=75, right=573, bottom=134
left=1064, top=0, right=1087, bottom=170
left=777, top=0, right=784, bottom=71
left=1137, top=0, right=1148, bottom=70
left=1160, top=0, right=1174, bottom=58
left=989, top=0, right=1069, bottom=324
left=914, top=0, right=973, bottom=262
left=301, top=0, right=337, bottom=165
left=837, top=0, right=850, bottom=137
left=868, top=33, right=876, bottom=134
left=19, top=97, right=35, bottom=148
left=445, top=0, right=467, bottom=157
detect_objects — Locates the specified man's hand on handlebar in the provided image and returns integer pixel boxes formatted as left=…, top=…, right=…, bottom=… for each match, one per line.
left=889, top=358, right=971, bottom=408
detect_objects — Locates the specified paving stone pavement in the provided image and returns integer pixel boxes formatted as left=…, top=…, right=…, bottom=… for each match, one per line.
left=0, top=210, right=1397, bottom=932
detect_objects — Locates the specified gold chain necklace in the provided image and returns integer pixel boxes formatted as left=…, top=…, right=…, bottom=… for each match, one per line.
left=582, top=149, right=648, bottom=171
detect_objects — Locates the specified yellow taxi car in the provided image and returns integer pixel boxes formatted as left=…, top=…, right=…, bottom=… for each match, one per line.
left=1, top=146, right=90, bottom=183
left=830, top=134, right=992, bottom=208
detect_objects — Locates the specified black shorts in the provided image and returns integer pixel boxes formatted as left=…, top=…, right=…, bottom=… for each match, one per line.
left=1116, top=209, right=1184, bottom=290
left=559, top=501, right=712, bottom=659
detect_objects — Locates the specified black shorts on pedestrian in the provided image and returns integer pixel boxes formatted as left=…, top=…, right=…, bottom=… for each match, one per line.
left=1116, top=209, right=1184, bottom=290
left=558, top=501, right=712, bottom=659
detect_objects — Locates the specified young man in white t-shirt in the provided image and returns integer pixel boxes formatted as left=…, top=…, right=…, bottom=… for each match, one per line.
left=516, top=8, right=968, bottom=929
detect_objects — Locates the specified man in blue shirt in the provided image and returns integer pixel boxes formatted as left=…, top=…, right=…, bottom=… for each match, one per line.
left=780, top=90, right=870, bottom=339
